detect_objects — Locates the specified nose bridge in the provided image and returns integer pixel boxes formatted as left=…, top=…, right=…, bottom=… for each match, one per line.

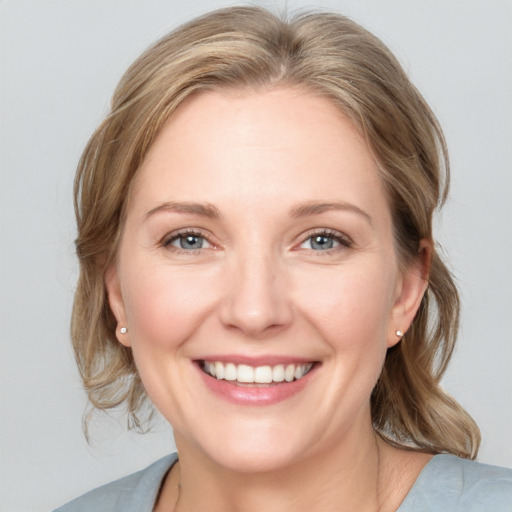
left=220, top=242, right=292, bottom=337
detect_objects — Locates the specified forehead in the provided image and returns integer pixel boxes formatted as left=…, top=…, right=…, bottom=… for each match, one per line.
left=129, top=88, right=389, bottom=223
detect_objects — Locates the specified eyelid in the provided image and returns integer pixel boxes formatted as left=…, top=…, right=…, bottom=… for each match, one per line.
left=296, top=228, right=353, bottom=250
left=161, top=228, right=216, bottom=250
left=159, top=227, right=352, bottom=253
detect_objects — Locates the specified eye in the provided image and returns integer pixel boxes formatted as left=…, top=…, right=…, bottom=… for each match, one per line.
left=164, top=231, right=212, bottom=251
left=299, top=230, right=352, bottom=251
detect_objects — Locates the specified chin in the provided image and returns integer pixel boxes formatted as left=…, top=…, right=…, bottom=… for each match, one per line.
left=182, top=419, right=311, bottom=474
left=208, top=444, right=302, bottom=474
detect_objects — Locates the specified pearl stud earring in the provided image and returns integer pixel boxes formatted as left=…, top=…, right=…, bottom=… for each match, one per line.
left=120, top=327, right=127, bottom=334
left=395, top=330, right=403, bottom=337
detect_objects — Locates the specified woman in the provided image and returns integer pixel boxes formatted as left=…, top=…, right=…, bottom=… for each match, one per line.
left=55, top=6, right=512, bottom=511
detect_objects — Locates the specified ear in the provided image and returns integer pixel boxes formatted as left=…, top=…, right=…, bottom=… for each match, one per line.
left=388, top=239, right=431, bottom=348
left=105, top=265, right=131, bottom=347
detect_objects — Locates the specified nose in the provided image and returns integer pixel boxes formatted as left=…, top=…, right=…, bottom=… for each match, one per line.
left=219, top=251, right=293, bottom=338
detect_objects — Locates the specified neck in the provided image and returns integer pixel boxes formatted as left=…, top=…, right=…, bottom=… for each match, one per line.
left=171, top=425, right=385, bottom=512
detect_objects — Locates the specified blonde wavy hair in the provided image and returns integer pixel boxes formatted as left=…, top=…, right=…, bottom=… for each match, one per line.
left=72, top=6, right=480, bottom=457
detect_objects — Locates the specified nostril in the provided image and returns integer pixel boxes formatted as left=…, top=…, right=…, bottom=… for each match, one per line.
left=219, top=295, right=293, bottom=338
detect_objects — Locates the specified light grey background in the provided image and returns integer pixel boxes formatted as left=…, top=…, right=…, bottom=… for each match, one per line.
left=1, top=1, right=511, bottom=511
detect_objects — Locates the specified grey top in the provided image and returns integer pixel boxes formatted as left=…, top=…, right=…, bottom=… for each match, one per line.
left=54, top=453, right=512, bottom=512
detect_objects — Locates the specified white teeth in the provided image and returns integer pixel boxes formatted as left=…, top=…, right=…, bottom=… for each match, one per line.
left=224, top=363, right=237, bottom=381
left=254, top=366, right=273, bottom=383
left=272, top=364, right=285, bottom=382
left=203, top=361, right=314, bottom=384
left=237, top=364, right=254, bottom=383
left=215, top=361, right=224, bottom=379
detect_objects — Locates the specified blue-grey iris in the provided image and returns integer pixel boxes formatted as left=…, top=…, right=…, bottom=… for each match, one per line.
left=310, top=235, right=334, bottom=250
left=180, top=235, right=204, bottom=250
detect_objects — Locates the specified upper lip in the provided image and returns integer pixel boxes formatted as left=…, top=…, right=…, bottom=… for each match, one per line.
left=195, top=355, right=318, bottom=366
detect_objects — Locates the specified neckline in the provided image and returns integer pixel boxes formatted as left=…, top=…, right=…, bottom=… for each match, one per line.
left=153, top=453, right=449, bottom=512
left=395, top=454, right=449, bottom=511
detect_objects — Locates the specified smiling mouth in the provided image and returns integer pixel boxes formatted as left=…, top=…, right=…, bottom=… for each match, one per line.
left=201, top=361, right=315, bottom=385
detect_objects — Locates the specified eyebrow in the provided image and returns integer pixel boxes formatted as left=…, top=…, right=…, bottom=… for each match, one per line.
left=145, top=201, right=221, bottom=219
left=145, top=200, right=372, bottom=225
left=289, top=201, right=373, bottom=225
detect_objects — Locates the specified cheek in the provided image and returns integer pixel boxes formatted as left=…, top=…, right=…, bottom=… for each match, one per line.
left=119, top=263, right=222, bottom=419
left=122, top=264, right=219, bottom=354
left=293, top=262, right=396, bottom=350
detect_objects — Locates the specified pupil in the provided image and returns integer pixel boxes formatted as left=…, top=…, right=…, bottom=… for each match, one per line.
left=181, top=235, right=202, bottom=249
left=312, top=235, right=333, bottom=250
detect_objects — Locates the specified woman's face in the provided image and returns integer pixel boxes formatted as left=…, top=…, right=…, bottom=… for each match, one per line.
left=107, top=88, right=427, bottom=471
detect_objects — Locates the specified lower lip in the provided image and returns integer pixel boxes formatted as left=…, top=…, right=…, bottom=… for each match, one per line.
left=195, top=363, right=318, bottom=406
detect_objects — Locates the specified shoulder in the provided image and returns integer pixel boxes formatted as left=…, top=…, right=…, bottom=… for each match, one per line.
left=53, top=453, right=178, bottom=512
left=399, top=454, right=512, bottom=512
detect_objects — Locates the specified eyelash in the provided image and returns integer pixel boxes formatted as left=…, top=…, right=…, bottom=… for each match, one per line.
left=162, top=229, right=213, bottom=254
left=161, top=228, right=353, bottom=254
left=298, top=229, right=353, bottom=253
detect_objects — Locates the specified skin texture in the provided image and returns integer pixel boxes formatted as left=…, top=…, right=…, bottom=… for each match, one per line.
left=106, top=88, right=431, bottom=511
